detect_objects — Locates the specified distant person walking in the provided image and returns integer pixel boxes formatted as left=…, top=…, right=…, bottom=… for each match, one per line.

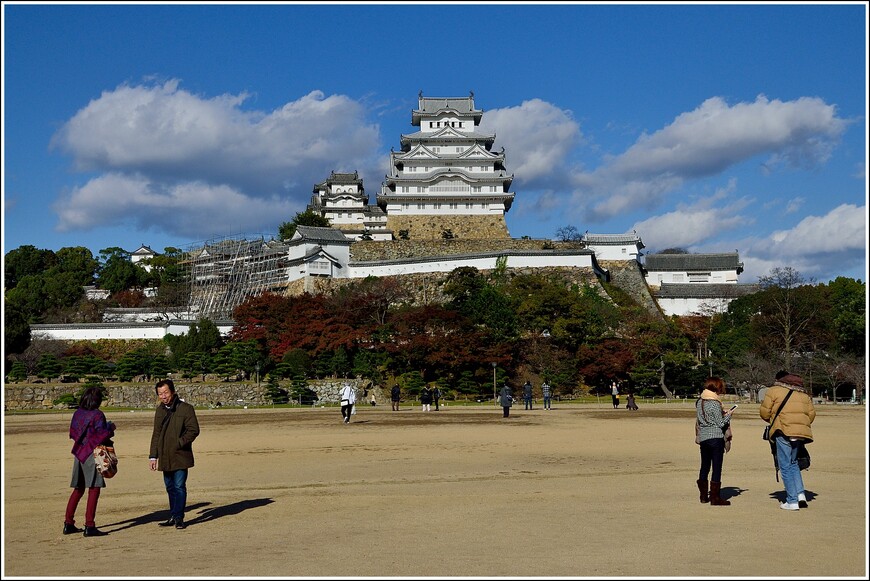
left=339, top=382, right=356, bottom=424
left=760, top=371, right=816, bottom=510
left=420, top=386, right=433, bottom=412
left=64, top=385, right=116, bottom=537
left=695, top=377, right=734, bottom=506
left=523, top=380, right=534, bottom=410
left=391, top=384, right=401, bottom=411
left=626, top=391, right=639, bottom=411
left=611, top=382, right=620, bottom=409
left=433, top=386, right=442, bottom=411
left=499, top=383, right=514, bottom=418
left=542, top=381, right=552, bottom=410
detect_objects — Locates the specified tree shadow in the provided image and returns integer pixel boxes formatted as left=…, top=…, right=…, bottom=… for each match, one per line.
left=102, top=501, right=212, bottom=533
left=185, top=498, right=274, bottom=526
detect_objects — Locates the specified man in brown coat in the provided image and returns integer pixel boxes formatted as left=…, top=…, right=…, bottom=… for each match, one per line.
left=149, top=379, right=200, bottom=529
left=760, top=372, right=815, bottom=511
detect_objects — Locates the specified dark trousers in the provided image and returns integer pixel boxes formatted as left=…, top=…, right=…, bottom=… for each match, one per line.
left=524, top=397, right=532, bottom=410
left=163, top=469, right=189, bottom=521
left=341, top=403, right=353, bottom=421
left=699, top=438, right=725, bottom=482
left=434, top=398, right=440, bottom=411
left=503, top=406, right=510, bottom=418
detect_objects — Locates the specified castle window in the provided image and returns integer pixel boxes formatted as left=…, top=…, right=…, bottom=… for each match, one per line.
left=434, top=203, right=442, bottom=209
left=402, top=203, right=410, bottom=211
left=449, top=203, right=458, bottom=209
left=466, top=203, right=473, bottom=209
left=417, top=203, right=425, bottom=210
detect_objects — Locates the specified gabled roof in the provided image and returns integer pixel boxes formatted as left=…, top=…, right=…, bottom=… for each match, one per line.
left=581, top=232, right=645, bottom=249
left=412, top=93, right=482, bottom=126
left=293, top=226, right=353, bottom=245
left=644, top=252, right=743, bottom=273
left=401, top=129, right=495, bottom=144
left=313, top=170, right=364, bottom=192
left=130, top=244, right=157, bottom=256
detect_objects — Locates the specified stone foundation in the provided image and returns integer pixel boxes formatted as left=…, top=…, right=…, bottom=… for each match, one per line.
left=386, top=215, right=510, bottom=240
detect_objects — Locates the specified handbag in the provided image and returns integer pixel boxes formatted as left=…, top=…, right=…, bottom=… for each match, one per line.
left=93, top=443, right=118, bottom=478
left=797, top=443, right=811, bottom=471
left=340, top=399, right=350, bottom=407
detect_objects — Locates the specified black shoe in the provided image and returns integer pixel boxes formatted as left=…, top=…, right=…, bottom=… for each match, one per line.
left=63, top=523, right=83, bottom=535
left=83, top=526, right=107, bottom=537
left=158, top=518, right=177, bottom=527
left=798, top=500, right=809, bottom=508
left=175, top=519, right=187, bottom=530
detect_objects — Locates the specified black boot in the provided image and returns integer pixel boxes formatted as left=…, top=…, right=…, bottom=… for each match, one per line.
left=83, top=526, right=107, bottom=537
left=63, top=523, right=83, bottom=535
left=174, top=518, right=187, bottom=530
left=696, top=479, right=709, bottom=503
left=710, top=481, right=731, bottom=506
left=158, top=517, right=176, bottom=527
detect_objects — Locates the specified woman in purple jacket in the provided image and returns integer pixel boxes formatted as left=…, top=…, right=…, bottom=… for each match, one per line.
left=64, top=385, right=115, bottom=537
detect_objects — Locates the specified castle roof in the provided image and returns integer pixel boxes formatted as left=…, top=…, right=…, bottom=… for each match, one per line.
left=581, top=232, right=645, bottom=249
left=652, top=282, right=760, bottom=299
left=293, top=226, right=353, bottom=245
left=412, top=93, right=482, bottom=126
left=644, top=252, right=743, bottom=273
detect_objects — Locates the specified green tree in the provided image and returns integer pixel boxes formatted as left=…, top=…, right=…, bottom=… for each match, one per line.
left=278, top=210, right=331, bottom=241
left=52, top=246, right=99, bottom=286
left=826, top=277, right=866, bottom=357
left=3, top=302, right=31, bottom=356
left=4, top=245, right=57, bottom=290
left=7, top=361, right=28, bottom=381
left=264, top=374, right=289, bottom=404
left=97, top=247, right=148, bottom=294
left=36, top=353, right=63, bottom=380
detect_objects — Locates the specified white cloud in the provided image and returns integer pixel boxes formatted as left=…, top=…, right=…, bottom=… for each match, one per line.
left=50, top=81, right=383, bottom=196
left=551, top=94, right=848, bottom=223
left=479, top=99, right=581, bottom=184
left=53, top=173, right=298, bottom=240
left=738, top=204, right=867, bottom=282
left=49, top=81, right=385, bottom=237
left=631, top=180, right=753, bottom=250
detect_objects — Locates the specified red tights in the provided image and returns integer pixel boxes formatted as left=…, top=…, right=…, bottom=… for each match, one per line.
left=65, top=487, right=101, bottom=527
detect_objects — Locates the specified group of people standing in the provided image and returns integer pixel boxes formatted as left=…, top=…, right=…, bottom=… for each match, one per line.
left=64, top=379, right=200, bottom=536
left=695, top=372, right=816, bottom=511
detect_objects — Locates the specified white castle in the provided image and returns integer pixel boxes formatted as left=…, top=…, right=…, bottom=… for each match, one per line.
left=31, top=93, right=757, bottom=342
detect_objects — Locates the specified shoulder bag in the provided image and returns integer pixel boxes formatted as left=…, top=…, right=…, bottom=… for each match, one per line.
left=94, top=441, right=118, bottom=478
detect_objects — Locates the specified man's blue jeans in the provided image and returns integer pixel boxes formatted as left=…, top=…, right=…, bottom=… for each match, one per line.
left=775, top=435, right=804, bottom=504
left=163, top=469, right=189, bottom=520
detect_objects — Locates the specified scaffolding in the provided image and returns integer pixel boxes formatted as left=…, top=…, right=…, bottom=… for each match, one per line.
left=181, top=234, right=292, bottom=320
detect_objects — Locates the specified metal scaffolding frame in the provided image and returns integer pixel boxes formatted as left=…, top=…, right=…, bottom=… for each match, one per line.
left=181, top=234, right=291, bottom=320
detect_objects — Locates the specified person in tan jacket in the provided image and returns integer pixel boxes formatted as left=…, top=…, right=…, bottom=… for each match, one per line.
left=759, top=372, right=815, bottom=511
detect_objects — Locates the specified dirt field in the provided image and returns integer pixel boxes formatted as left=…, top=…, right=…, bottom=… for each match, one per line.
left=3, top=401, right=867, bottom=578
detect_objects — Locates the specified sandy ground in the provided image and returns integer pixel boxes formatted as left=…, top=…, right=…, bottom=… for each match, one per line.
left=2, top=400, right=867, bottom=578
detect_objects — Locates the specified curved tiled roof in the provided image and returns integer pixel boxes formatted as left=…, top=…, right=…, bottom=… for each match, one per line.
left=652, top=283, right=760, bottom=299
left=644, top=252, right=743, bottom=273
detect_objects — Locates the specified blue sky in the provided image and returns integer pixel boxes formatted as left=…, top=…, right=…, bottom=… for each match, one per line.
left=3, top=2, right=867, bottom=284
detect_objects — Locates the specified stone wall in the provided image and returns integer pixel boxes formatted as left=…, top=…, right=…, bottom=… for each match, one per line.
left=350, top=238, right=582, bottom=262
left=3, top=379, right=378, bottom=411
left=598, top=260, right=664, bottom=319
left=385, top=215, right=510, bottom=240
